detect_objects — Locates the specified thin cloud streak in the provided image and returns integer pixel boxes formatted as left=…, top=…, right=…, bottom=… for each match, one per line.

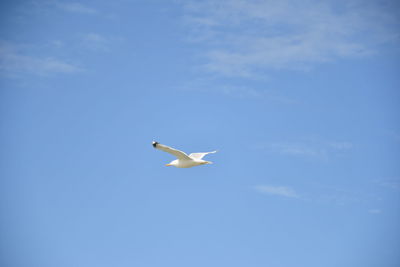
left=81, top=33, right=110, bottom=51
left=254, top=185, right=299, bottom=198
left=269, top=143, right=326, bottom=157
left=55, top=2, right=98, bottom=14
left=0, top=42, right=83, bottom=76
left=254, top=139, right=353, bottom=159
left=368, top=209, right=382, bottom=214
left=376, top=178, right=400, bottom=191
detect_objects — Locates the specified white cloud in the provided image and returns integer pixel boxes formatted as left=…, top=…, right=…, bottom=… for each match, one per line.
left=376, top=178, right=400, bottom=191
left=255, top=139, right=353, bottom=159
left=0, top=42, right=83, bottom=76
left=84, top=33, right=106, bottom=43
left=254, top=185, right=299, bottom=198
left=269, top=142, right=325, bottom=157
left=176, top=77, right=298, bottom=103
left=368, top=209, right=381, bottom=214
left=182, top=0, right=400, bottom=77
left=329, top=142, right=353, bottom=150
left=55, top=2, right=98, bottom=14
left=387, top=130, right=400, bottom=142
left=81, top=33, right=109, bottom=51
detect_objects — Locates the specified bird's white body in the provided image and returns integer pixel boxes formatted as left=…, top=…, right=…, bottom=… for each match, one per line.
left=167, top=158, right=211, bottom=168
left=152, top=141, right=216, bottom=168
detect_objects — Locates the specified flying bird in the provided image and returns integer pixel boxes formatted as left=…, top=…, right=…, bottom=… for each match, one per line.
left=152, top=141, right=216, bottom=168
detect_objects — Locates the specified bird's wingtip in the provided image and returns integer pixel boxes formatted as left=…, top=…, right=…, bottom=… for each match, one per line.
left=152, top=141, right=159, bottom=148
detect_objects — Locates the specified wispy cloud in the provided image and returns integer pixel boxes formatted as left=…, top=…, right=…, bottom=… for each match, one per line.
left=176, top=77, right=298, bottom=103
left=182, top=0, right=400, bottom=77
left=254, top=181, right=388, bottom=210
left=216, top=84, right=297, bottom=103
left=254, top=185, right=299, bottom=198
left=375, top=178, right=400, bottom=191
left=255, top=138, right=353, bottom=159
left=368, top=209, right=382, bottom=214
left=0, top=42, right=83, bottom=76
left=81, top=33, right=110, bottom=51
left=55, top=2, right=98, bottom=15
left=387, top=130, right=400, bottom=142
left=328, top=142, right=353, bottom=150
left=268, top=142, right=326, bottom=158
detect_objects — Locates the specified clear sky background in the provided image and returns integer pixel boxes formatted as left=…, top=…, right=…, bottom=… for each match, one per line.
left=1, top=1, right=400, bottom=266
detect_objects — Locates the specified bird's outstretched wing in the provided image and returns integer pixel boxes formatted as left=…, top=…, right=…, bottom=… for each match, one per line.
left=152, top=141, right=191, bottom=160
left=189, top=151, right=217, bottom=160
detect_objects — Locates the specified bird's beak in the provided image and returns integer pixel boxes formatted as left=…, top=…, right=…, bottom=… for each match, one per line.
left=165, top=164, right=172, bottom=167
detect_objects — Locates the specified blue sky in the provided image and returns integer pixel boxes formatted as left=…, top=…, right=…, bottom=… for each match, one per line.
left=1, top=0, right=400, bottom=266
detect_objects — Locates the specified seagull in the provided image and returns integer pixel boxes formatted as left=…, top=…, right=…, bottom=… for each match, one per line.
left=152, top=141, right=217, bottom=168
